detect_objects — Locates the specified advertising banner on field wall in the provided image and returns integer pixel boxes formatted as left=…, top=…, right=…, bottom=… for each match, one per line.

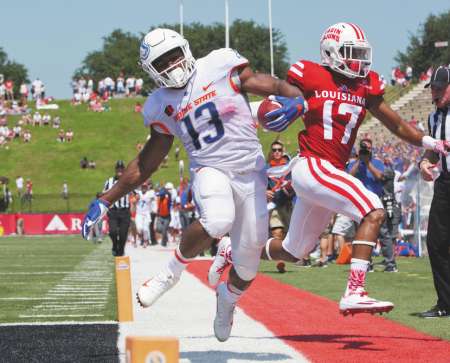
left=0, top=213, right=90, bottom=236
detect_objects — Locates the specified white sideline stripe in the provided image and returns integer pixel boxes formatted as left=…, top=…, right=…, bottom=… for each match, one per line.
left=0, top=321, right=117, bottom=327
left=19, top=314, right=104, bottom=318
left=118, top=245, right=309, bottom=363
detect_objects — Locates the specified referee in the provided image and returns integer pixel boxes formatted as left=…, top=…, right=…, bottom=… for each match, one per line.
left=419, top=66, right=450, bottom=318
left=104, top=160, right=131, bottom=256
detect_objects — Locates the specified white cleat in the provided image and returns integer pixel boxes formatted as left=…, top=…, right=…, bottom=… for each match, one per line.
left=136, top=270, right=179, bottom=308
left=208, top=237, right=232, bottom=286
left=214, top=282, right=236, bottom=342
left=339, top=291, right=394, bottom=316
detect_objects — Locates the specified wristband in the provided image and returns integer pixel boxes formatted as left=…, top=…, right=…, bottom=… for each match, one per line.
left=421, top=135, right=436, bottom=150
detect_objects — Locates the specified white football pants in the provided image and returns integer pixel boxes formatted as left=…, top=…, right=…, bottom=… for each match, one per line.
left=282, top=156, right=383, bottom=259
left=192, top=166, right=268, bottom=281
left=135, top=213, right=151, bottom=241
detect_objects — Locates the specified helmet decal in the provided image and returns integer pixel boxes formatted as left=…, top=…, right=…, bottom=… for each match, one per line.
left=140, top=41, right=150, bottom=61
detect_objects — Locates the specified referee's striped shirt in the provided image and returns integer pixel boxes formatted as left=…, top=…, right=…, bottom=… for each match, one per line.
left=428, top=106, right=450, bottom=173
left=103, top=177, right=130, bottom=209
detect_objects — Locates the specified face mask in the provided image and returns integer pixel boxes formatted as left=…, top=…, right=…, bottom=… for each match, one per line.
left=168, top=67, right=186, bottom=86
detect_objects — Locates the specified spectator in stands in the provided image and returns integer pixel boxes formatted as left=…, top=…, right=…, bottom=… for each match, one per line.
left=52, top=116, right=61, bottom=128
left=331, top=213, right=356, bottom=258
left=97, top=78, right=105, bottom=96
left=267, top=140, right=294, bottom=242
left=80, top=156, right=88, bottom=169
left=19, top=82, right=28, bottom=103
left=405, top=65, right=413, bottom=82
left=25, top=178, right=32, bottom=201
left=126, top=76, right=136, bottom=96
left=42, top=112, right=51, bottom=126
left=378, top=156, right=402, bottom=272
left=157, top=183, right=173, bottom=247
left=15, top=176, right=24, bottom=197
left=22, top=129, right=31, bottom=143
left=117, top=74, right=125, bottom=95
left=62, top=181, right=69, bottom=199
left=313, top=219, right=336, bottom=267
left=65, top=129, right=74, bottom=142
left=267, top=140, right=296, bottom=272
left=347, top=138, right=385, bottom=271
left=5, top=79, right=14, bottom=101
left=0, top=134, right=7, bottom=148
left=0, top=82, right=5, bottom=101
left=134, top=102, right=142, bottom=113
left=57, top=129, right=65, bottom=142
left=87, top=77, right=94, bottom=93
left=31, top=78, right=44, bottom=100
left=104, top=76, right=114, bottom=95
left=135, top=78, right=143, bottom=95
left=13, top=123, right=21, bottom=139
left=179, top=177, right=195, bottom=231
left=32, top=111, right=41, bottom=126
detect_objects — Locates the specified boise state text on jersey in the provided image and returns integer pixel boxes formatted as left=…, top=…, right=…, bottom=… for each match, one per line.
left=142, top=48, right=265, bottom=174
left=287, top=60, right=384, bottom=169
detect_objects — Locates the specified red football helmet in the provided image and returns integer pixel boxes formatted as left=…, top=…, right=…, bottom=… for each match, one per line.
left=320, top=22, right=372, bottom=78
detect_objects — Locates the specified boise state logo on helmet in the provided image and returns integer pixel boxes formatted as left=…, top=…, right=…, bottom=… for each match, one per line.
left=140, top=41, right=150, bottom=61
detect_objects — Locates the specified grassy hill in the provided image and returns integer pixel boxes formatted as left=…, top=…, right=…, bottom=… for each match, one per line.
left=0, top=84, right=412, bottom=212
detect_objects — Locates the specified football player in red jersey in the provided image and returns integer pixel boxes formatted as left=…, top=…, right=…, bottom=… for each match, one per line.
left=209, top=22, right=450, bottom=316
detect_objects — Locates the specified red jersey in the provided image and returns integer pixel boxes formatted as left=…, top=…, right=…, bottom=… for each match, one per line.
left=287, top=60, right=384, bottom=169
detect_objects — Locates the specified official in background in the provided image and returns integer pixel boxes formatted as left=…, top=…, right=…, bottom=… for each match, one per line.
left=419, top=66, right=450, bottom=318
left=103, top=160, right=130, bottom=256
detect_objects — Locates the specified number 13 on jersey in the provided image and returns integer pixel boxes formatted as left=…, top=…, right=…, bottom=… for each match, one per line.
left=182, top=101, right=224, bottom=150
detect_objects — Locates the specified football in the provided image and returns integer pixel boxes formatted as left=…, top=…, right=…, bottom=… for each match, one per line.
left=256, top=98, right=282, bottom=130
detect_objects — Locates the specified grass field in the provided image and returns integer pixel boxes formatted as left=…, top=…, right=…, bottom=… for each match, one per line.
left=1, top=83, right=413, bottom=213
left=0, top=236, right=116, bottom=323
left=1, top=235, right=448, bottom=343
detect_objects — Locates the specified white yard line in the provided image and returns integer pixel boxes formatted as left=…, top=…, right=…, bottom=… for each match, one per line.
left=19, top=242, right=114, bottom=319
left=19, top=314, right=104, bottom=318
left=0, top=321, right=117, bottom=326
left=118, top=245, right=309, bottom=363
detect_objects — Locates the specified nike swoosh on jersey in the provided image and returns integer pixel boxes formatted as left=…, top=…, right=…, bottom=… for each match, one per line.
left=202, top=81, right=214, bottom=91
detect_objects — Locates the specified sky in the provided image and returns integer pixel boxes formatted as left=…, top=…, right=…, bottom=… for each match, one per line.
left=2, top=0, right=449, bottom=99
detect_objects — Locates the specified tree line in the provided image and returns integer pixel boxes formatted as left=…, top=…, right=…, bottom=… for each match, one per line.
left=73, top=20, right=290, bottom=93
left=2, top=12, right=449, bottom=99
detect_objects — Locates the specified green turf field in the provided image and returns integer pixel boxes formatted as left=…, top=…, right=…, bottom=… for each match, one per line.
left=1, top=235, right=448, bottom=343
left=0, top=84, right=412, bottom=213
left=0, top=236, right=116, bottom=323
left=260, top=257, right=450, bottom=341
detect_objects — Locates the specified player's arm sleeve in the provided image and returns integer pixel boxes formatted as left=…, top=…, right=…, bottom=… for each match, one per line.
left=216, top=48, right=249, bottom=92
left=286, top=59, right=307, bottom=92
left=142, top=95, right=173, bottom=135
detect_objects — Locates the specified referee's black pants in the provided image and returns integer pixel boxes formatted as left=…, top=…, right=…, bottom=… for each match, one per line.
left=427, top=175, right=450, bottom=310
left=108, top=208, right=131, bottom=256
